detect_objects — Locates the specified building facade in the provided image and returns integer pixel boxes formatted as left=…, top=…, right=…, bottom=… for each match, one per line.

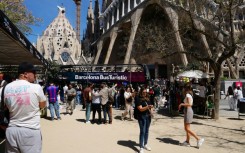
left=36, top=6, right=89, bottom=65
left=82, top=0, right=245, bottom=79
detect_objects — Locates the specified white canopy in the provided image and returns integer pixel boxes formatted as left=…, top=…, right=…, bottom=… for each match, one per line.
left=177, top=70, right=209, bottom=78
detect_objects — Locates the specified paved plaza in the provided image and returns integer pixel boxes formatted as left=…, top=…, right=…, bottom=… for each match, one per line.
left=41, top=98, right=245, bottom=153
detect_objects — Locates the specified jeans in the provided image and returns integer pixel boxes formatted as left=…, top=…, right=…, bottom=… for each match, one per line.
left=86, top=103, right=91, bottom=122
left=115, top=96, right=119, bottom=109
left=49, top=101, right=60, bottom=119
left=76, top=91, right=81, bottom=105
left=138, top=114, right=151, bottom=148
left=102, top=104, right=111, bottom=123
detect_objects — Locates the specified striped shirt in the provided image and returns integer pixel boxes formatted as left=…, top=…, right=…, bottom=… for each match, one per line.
left=46, top=85, right=59, bottom=102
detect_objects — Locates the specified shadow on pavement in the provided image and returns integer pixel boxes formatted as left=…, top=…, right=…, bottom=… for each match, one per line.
left=156, top=137, right=180, bottom=145
left=227, top=118, right=244, bottom=120
left=190, top=121, right=245, bottom=133
left=114, top=115, right=122, bottom=120
left=76, top=119, right=86, bottom=123
left=117, top=140, right=139, bottom=152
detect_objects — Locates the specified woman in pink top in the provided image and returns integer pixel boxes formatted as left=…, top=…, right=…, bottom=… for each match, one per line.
left=178, top=85, right=204, bottom=149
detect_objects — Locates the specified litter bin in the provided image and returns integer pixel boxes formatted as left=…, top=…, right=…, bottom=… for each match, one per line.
left=238, top=98, right=245, bottom=118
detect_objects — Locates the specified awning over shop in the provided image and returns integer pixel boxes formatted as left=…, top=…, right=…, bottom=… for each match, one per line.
left=0, top=10, right=48, bottom=67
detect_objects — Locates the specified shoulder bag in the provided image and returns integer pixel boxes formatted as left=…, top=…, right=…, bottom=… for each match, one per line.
left=0, top=85, right=9, bottom=139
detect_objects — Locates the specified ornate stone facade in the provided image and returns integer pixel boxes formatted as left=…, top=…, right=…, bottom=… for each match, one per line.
left=36, top=6, right=88, bottom=65
left=82, top=0, right=245, bottom=79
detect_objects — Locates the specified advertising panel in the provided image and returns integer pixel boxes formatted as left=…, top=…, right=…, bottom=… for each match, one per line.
left=59, top=72, right=146, bottom=82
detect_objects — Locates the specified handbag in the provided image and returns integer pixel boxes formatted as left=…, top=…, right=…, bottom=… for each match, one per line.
left=0, top=85, right=9, bottom=138
left=145, top=102, right=154, bottom=118
left=127, top=97, right=133, bottom=103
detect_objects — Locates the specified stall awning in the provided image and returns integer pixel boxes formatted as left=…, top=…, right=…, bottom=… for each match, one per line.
left=0, top=10, right=48, bottom=67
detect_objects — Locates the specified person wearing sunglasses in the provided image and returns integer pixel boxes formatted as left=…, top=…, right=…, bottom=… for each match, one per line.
left=135, top=87, right=154, bottom=153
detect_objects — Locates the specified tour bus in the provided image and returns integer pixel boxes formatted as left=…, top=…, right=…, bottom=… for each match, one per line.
left=58, top=64, right=150, bottom=85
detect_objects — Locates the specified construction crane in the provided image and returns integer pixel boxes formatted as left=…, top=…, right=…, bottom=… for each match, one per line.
left=73, top=0, right=81, bottom=40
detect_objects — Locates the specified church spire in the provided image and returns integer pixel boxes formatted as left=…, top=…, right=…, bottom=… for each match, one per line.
left=102, top=0, right=107, bottom=12
left=86, top=0, right=94, bottom=41
left=87, top=0, right=94, bottom=19
left=94, top=0, right=100, bottom=41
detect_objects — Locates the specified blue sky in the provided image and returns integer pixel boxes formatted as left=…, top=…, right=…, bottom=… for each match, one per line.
left=24, top=0, right=102, bottom=43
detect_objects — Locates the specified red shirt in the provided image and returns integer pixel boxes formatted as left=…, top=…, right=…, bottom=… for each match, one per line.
left=83, top=87, right=92, bottom=103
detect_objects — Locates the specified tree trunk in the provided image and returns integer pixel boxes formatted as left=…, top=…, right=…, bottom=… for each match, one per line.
left=213, top=70, right=222, bottom=120
left=226, top=59, right=238, bottom=79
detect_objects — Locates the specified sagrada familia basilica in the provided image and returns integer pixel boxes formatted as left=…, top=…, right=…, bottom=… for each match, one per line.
left=36, top=6, right=87, bottom=65
left=36, top=0, right=245, bottom=79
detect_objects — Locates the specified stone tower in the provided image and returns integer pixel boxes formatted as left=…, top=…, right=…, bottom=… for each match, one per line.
left=94, top=0, right=101, bottom=42
left=36, top=6, right=87, bottom=65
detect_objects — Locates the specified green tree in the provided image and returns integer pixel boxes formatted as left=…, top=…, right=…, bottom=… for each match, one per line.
left=0, top=0, right=42, bottom=34
left=42, top=61, right=60, bottom=83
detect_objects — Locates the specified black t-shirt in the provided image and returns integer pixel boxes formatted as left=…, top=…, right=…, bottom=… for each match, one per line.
left=135, top=96, right=152, bottom=116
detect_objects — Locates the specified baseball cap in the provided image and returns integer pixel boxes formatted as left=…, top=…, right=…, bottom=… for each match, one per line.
left=18, top=62, right=38, bottom=74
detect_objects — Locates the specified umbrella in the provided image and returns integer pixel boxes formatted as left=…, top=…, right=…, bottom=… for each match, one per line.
left=177, top=70, right=209, bottom=78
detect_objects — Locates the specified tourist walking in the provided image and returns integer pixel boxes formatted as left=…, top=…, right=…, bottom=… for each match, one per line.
left=76, top=84, right=83, bottom=105
left=153, top=84, right=161, bottom=109
left=119, top=86, right=125, bottom=109
left=235, top=86, right=243, bottom=110
left=135, top=87, right=154, bottom=153
left=3, top=62, right=46, bottom=153
left=63, top=84, right=68, bottom=103
left=121, top=87, right=134, bottom=121
left=99, top=82, right=110, bottom=124
left=83, top=82, right=94, bottom=123
left=66, top=83, right=76, bottom=115
left=224, top=86, right=234, bottom=110
left=46, top=81, right=61, bottom=120
left=178, top=85, right=204, bottom=149
left=108, top=83, right=117, bottom=124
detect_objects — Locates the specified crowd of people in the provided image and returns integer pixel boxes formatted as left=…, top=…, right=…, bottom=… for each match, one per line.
left=0, top=62, right=210, bottom=153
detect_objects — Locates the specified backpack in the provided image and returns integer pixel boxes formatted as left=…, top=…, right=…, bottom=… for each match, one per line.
left=134, top=96, right=140, bottom=120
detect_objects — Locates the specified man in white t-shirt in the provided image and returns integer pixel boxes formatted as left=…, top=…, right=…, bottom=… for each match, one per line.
left=4, top=62, right=46, bottom=153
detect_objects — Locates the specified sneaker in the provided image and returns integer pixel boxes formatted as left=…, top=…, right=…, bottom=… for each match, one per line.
left=180, top=141, right=190, bottom=147
left=86, top=121, right=91, bottom=124
left=144, top=145, right=151, bottom=151
left=197, top=138, right=205, bottom=149
left=139, top=148, right=144, bottom=153
left=57, top=117, right=62, bottom=120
